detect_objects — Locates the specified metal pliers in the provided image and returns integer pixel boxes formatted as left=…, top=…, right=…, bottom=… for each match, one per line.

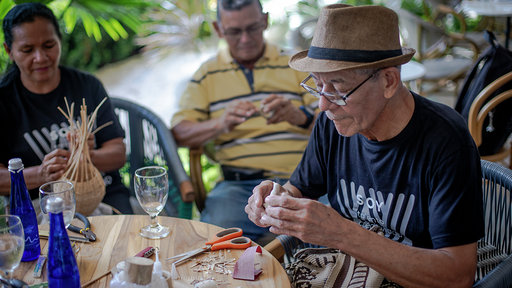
left=68, top=213, right=96, bottom=241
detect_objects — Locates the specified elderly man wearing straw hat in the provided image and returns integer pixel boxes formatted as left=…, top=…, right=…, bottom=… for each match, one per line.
left=246, top=4, right=483, bottom=287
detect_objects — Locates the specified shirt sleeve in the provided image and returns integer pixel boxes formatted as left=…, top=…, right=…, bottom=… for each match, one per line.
left=289, top=113, right=328, bottom=199
left=171, top=64, right=211, bottom=128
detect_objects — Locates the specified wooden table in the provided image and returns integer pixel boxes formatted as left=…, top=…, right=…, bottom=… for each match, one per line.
left=14, top=215, right=291, bottom=287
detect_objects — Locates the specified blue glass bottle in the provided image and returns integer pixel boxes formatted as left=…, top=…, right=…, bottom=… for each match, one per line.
left=47, top=197, right=80, bottom=288
left=8, top=158, right=40, bottom=261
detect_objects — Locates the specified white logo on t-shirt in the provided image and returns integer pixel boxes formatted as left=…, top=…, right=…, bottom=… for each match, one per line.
left=336, top=179, right=415, bottom=245
left=24, top=122, right=70, bottom=161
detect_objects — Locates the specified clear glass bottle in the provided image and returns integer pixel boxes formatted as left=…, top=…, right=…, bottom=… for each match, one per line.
left=8, top=158, right=40, bottom=261
left=47, top=197, right=80, bottom=287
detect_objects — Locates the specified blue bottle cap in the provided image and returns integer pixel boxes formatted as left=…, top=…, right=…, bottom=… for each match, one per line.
left=46, top=197, right=64, bottom=214
left=8, top=158, right=23, bottom=171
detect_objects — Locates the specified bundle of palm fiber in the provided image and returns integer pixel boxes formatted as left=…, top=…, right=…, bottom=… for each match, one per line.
left=58, top=97, right=112, bottom=215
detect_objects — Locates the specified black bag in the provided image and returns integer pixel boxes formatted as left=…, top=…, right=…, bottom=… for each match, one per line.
left=455, top=30, right=512, bottom=156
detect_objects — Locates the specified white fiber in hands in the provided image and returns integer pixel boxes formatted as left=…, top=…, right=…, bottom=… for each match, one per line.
left=270, top=181, right=280, bottom=195
left=263, top=181, right=281, bottom=209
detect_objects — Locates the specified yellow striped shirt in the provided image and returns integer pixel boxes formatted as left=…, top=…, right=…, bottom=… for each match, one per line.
left=172, top=44, right=318, bottom=177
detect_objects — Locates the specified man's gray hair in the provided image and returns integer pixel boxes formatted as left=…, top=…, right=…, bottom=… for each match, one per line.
left=354, top=66, right=402, bottom=76
left=216, top=0, right=263, bottom=21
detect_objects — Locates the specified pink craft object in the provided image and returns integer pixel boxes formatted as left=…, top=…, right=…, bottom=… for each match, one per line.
left=233, top=246, right=263, bottom=281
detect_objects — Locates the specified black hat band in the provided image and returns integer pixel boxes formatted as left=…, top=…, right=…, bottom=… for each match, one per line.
left=307, top=46, right=403, bottom=63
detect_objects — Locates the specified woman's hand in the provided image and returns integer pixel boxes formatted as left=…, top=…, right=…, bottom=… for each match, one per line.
left=38, top=149, right=70, bottom=183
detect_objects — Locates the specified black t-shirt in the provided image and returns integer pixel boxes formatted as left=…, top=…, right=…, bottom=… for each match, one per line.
left=290, top=92, right=484, bottom=249
left=0, top=66, right=125, bottom=199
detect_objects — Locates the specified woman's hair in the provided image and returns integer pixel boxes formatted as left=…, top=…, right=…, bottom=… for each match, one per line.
left=2, top=2, right=61, bottom=50
left=1, top=3, right=61, bottom=86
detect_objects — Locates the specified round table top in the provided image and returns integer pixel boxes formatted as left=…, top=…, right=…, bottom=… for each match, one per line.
left=461, top=1, right=512, bottom=17
left=14, top=215, right=291, bottom=288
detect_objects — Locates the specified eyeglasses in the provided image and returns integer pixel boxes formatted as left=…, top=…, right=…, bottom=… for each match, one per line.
left=221, top=22, right=266, bottom=40
left=300, top=69, right=381, bottom=106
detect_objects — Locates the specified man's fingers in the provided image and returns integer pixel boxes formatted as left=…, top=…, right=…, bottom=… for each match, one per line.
left=244, top=203, right=270, bottom=228
left=254, top=180, right=274, bottom=206
left=261, top=214, right=304, bottom=236
left=264, top=194, right=304, bottom=210
left=261, top=93, right=278, bottom=106
left=228, top=101, right=257, bottom=116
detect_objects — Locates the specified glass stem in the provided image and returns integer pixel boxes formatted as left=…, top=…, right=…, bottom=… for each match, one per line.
left=150, top=215, right=158, bottom=228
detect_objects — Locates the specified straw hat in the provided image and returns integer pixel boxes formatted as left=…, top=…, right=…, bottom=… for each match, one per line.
left=289, top=4, right=415, bottom=73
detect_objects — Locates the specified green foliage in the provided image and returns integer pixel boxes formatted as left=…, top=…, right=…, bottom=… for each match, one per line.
left=0, top=196, right=6, bottom=215
left=60, top=22, right=138, bottom=72
left=400, top=0, right=480, bottom=34
left=119, top=161, right=131, bottom=188
left=343, top=0, right=375, bottom=6
left=52, top=0, right=155, bottom=42
left=0, top=0, right=14, bottom=72
left=136, top=0, right=216, bottom=53
left=177, top=147, right=220, bottom=193
left=0, top=0, right=154, bottom=74
left=401, top=0, right=430, bottom=20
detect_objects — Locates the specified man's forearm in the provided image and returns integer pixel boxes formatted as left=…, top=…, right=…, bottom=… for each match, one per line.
left=172, top=119, right=224, bottom=148
left=334, top=221, right=476, bottom=288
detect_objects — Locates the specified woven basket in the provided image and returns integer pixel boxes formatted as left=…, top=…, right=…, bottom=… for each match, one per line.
left=59, top=98, right=111, bottom=216
left=67, top=156, right=106, bottom=215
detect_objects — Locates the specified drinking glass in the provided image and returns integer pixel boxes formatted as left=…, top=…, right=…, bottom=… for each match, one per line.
left=0, top=215, right=24, bottom=280
left=39, top=180, right=76, bottom=228
left=134, top=166, right=170, bottom=239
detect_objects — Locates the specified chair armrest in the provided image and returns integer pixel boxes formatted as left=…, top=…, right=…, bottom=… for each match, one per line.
left=264, top=238, right=286, bottom=263
left=189, top=147, right=207, bottom=212
left=473, top=254, right=512, bottom=288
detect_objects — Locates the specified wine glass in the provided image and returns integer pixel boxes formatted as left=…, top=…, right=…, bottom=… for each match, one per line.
left=0, top=215, right=24, bottom=280
left=134, top=166, right=170, bottom=239
left=39, top=180, right=76, bottom=228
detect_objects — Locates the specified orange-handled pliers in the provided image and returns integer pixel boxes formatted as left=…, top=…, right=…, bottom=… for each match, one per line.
left=167, top=227, right=251, bottom=266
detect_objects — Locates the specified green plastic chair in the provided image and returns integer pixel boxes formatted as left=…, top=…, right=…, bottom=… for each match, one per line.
left=111, top=97, right=194, bottom=219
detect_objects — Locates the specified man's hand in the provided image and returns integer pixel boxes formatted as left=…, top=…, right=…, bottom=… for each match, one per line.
left=261, top=195, right=346, bottom=247
left=217, top=100, right=258, bottom=133
left=261, top=94, right=307, bottom=126
left=37, top=149, right=70, bottom=183
left=245, top=180, right=280, bottom=227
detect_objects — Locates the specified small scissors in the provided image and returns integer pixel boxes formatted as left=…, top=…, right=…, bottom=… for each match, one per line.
left=167, top=227, right=251, bottom=266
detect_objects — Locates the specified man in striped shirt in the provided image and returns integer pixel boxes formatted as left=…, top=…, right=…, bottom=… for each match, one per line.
left=171, top=0, right=318, bottom=243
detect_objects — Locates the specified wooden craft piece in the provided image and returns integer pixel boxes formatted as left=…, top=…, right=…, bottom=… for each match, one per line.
left=126, top=256, right=154, bottom=285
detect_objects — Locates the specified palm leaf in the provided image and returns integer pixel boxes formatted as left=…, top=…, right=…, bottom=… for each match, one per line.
left=0, top=0, right=14, bottom=18
left=57, top=0, right=156, bottom=42
left=97, top=17, right=119, bottom=41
